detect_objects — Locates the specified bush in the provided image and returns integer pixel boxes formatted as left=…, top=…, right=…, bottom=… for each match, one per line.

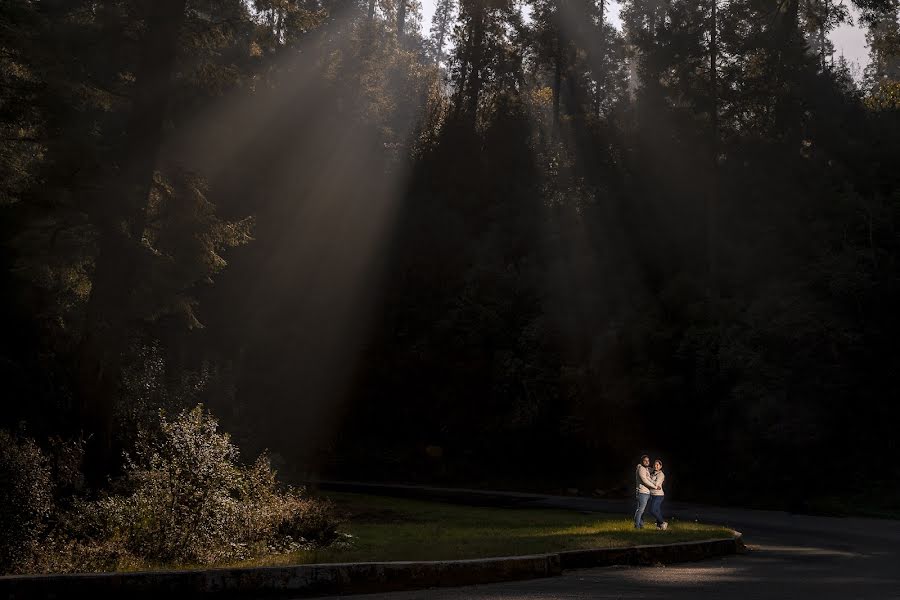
left=2, top=406, right=338, bottom=574
left=58, top=406, right=336, bottom=569
left=0, top=430, right=54, bottom=572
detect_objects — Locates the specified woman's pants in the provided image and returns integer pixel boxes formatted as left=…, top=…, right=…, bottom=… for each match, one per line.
left=647, top=494, right=665, bottom=526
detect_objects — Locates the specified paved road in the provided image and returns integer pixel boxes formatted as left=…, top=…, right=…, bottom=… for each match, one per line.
left=307, top=486, right=900, bottom=599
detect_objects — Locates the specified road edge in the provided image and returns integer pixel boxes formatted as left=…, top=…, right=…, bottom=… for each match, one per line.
left=0, top=534, right=743, bottom=598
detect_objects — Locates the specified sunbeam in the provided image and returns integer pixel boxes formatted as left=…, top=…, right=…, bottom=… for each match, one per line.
left=161, top=3, right=434, bottom=473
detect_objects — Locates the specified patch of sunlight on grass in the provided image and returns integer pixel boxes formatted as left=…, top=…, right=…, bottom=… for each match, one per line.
left=230, top=492, right=734, bottom=568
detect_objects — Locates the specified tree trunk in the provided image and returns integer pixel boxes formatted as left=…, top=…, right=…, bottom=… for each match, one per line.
left=785, top=0, right=799, bottom=44
left=707, top=0, right=719, bottom=290
left=276, top=8, right=284, bottom=44
left=435, top=16, right=448, bottom=66
left=397, top=0, right=407, bottom=46
left=553, top=0, right=564, bottom=131
left=77, top=230, right=131, bottom=484
left=553, top=49, right=562, bottom=129
left=820, top=0, right=828, bottom=70
left=79, top=0, right=188, bottom=484
left=776, top=0, right=801, bottom=149
left=566, top=28, right=578, bottom=120
left=464, top=6, right=486, bottom=124
left=596, top=0, right=606, bottom=117
left=452, top=16, right=473, bottom=120
left=123, top=0, right=187, bottom=239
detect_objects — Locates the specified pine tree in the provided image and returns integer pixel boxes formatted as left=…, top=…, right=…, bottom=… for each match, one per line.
left=431, top=0, right=457, bottom=66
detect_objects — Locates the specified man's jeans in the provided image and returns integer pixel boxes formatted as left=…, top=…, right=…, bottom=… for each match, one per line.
left=634, top=492, right=650, bottom=528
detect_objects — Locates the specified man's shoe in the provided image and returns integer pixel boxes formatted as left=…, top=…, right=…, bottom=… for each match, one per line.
left=661, top=521, right=668, bottom=530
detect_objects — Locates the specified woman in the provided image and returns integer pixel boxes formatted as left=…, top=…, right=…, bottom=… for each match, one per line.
left=647, top=459, right=668, bottom=530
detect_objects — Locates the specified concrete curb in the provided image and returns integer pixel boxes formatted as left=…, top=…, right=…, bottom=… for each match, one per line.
left=0, top=535, right=742, bottom=599
left=0, top=553, right=562, bottom=599
left=558, top=535, right=744, bottom=569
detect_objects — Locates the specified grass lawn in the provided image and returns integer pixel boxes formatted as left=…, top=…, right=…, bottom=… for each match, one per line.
left=237, top=492, right=734, bottom=567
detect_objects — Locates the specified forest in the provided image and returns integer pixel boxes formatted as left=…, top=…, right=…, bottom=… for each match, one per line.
left=1, top=0, right=899, bottom=550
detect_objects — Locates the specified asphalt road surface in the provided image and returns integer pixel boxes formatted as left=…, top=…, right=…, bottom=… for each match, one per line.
left=307, top=490, right=900, bottom=600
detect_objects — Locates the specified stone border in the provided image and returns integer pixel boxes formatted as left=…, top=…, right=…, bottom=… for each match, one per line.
left=558, top=535, right=745, bottom=569
left=0, top=535, right=742, bottom=599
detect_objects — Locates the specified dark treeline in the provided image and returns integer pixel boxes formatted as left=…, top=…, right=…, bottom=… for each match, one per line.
left=2, top=0, right=899, bottom=512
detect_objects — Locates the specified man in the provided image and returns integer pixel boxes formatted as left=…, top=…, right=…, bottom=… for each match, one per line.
left=634, top=454, right=656, bottom=529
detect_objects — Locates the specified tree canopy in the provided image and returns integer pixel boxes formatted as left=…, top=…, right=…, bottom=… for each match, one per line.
left=2, top=0, right=899, bottom=510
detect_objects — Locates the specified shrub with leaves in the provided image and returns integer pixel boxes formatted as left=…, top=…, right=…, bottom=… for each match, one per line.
left=3, top=406, right=337, bottom=574
left=0, top=430, right=54, bottom=572
left=63, top=405, right=337, bottom=568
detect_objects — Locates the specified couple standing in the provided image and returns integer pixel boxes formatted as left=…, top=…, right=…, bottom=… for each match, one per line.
left=634, top=454, right=667, bottom=530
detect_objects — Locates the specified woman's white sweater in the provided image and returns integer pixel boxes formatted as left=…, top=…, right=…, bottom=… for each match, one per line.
left=650, top=470, right=665, bottom=496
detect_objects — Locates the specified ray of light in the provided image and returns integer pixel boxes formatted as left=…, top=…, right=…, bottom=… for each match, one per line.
left=162, top=8, right=432, bottom=471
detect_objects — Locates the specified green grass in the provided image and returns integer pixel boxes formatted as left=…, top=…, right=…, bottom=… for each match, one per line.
left=236, top=492, right=734, bottom=567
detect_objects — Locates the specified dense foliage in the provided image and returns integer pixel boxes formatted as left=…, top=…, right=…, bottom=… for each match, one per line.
left=0, top=407, right=336, bottom=573
left=0, top=431, right=53, bottom=571
left=2, top=0, right=899, bottom=527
